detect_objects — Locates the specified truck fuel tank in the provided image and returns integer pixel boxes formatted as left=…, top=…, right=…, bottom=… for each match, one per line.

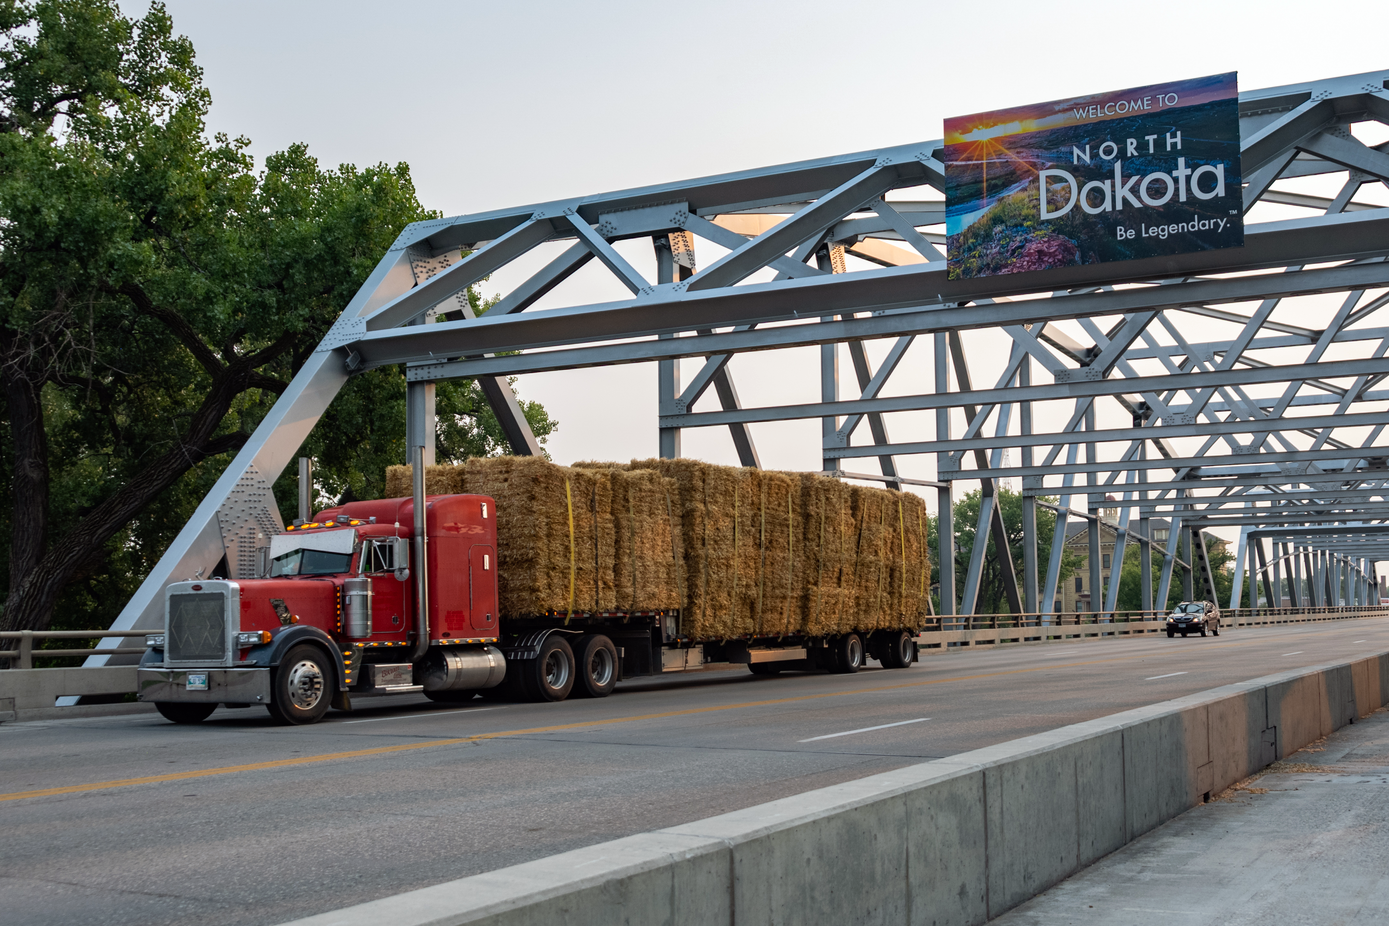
left=342, top=576, right=372, bottom=638
left=418, top=645, right=507, bottom=692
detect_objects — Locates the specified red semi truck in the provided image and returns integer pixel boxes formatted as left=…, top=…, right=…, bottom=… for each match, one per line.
left=137, top=491, right=920, bottom=725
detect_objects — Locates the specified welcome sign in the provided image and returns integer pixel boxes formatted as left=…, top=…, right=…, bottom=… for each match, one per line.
left=943, top=73, right=1243, bottom=280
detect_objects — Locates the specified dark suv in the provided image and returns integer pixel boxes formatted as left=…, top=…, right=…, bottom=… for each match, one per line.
left=1166, top=601, right=1219, bottom=638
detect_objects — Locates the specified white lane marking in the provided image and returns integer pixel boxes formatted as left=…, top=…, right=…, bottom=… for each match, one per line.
left=1355, top=640, right=1367, bottom=643
left=1283, top=651, right=1304, bottom=656
left=800, top=718, right=930, bottom=742
left=343, top=707, right=500, bottom=724
left=1146, top=672, right=1188, bottom=680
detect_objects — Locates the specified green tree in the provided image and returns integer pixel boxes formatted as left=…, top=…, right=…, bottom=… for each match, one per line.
left=0, top=2, right=554, bottom=635
left=929, top=487, right=1083, bottom=614
left=1114, top=534, right=1234, bottom=611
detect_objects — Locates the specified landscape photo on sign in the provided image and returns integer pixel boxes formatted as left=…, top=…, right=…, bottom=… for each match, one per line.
left=943, top=73, right=1243, bottom=280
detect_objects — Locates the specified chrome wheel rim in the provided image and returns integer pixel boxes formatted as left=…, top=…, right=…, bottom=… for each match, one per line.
left=846, top=636, right=863, bottom=668
left=544, top=651, right=571, bottom=691
left=588, top=647, right=614, bottom=688
left=286, top=659, right=325, bottom=711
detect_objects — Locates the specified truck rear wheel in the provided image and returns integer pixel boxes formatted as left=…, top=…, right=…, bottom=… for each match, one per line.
left=879, top=630, right=916, bottom=669
left=267, top=644, right=335, bottom=725
left=831, top=633, right=865, bottom=674
left=521, top=636, right=575, bottom=702
left=155, top=702, right=217, bottom=724
left=573, top=634, right=618, bottom=698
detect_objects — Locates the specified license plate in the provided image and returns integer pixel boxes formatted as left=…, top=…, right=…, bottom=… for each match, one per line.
left=186, top=673, right=209, bottom=691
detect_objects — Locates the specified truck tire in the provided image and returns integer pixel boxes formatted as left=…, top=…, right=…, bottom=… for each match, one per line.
left=155, top=702, right=217, bottom=724
left=573, top=634, right=618, bottom=698
left=879, top=630, right=916, bottom=669
left=267, top=644, right=335, bottom=725
left=521, top=636, right=575, bottom=702
left=831, top=633, right=865, bottom=674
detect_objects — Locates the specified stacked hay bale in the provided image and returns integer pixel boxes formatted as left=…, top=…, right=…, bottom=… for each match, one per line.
left=384, top=464, right=463, bottom=498
left=463, top=457, right=615, bottom=616
left=797, top=472, right=857, bottom=636
left=384, top=457, right=929, bottom=633
left=621, top=458, right=756, bottom=639
left=608, top=468, right=682, bottom=612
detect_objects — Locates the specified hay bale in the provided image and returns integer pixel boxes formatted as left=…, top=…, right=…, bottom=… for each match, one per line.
left=625, top=458, right=760, bottom=639
left=610, top=470, right=682, bottom=611
left=384, top=464, right=463, bottom=498
left=796, top=473, right=856, bottom=637
left=380, top=456, right=930, bottom=632
left=848, top=485, right=895, bottom=633
left=463, top=457, right=615, bottom=617
left=894, top=491, right=932, bottom=625
left=748, top=471, right=798, bottom=637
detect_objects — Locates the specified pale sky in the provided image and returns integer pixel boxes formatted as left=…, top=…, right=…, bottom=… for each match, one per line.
left=123, top=1, right=1389, bottom=555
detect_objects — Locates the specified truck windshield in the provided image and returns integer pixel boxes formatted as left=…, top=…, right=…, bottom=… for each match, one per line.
left=270, top=548, right=353, bottom=577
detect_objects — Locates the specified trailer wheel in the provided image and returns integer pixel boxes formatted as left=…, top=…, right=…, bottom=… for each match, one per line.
left=267, top=644, right=335, bottom=725
left=879, top=630, right=916, bottom=669
left=155, top=702, right=217, bottom=724
left=831, top=633, right=865, bottom=674
left=573, top=635, right=618, bottom=698
left=521, top=635, right=575, bottom=702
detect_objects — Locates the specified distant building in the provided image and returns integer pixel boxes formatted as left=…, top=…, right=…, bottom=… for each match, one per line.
left=1056, top=517, right=1228, bottom=612
left=1057, top=517, right=1173, bottom=613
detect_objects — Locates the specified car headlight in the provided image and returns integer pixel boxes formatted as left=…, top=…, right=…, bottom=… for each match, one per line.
left=145, top=634, right=165, bottom=648
left=236, top=631, right=272, bottom=646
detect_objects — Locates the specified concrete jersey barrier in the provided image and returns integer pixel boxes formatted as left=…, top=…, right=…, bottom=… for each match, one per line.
left=280, top=651, right=1389, bottom=926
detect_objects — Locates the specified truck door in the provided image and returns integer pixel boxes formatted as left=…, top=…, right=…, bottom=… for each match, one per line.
left=470, top=544, right=498, bottom=636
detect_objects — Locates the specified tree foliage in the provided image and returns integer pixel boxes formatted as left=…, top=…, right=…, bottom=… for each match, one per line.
left=929, top=487, right=1083, bottom=614
left=1113, top=534, right=1234, bottom=612
left=0, top=1, right=554, bottom=635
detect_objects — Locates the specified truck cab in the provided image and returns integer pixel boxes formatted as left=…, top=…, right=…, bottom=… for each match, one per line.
left=136, top=495, right=504, bottom=724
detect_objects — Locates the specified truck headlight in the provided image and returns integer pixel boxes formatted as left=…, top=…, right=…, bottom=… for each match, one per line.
left=236, top=631, right=272, bottom=646
left=145, top=634, right=165, bottom=648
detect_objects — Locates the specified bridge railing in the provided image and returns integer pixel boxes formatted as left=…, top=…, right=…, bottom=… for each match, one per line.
left=3, top=606, right=1384, bottom=668
left=915, top=605, right=1387, bottom=647
left=0, top=630, right=149, bottom=670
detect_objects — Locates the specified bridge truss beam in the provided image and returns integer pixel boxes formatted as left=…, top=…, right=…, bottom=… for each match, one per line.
left=91, top=69, right=1389, bottom=648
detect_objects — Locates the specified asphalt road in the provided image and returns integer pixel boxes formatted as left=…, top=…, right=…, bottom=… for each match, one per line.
left=3, top=619, right=1387, bottom=926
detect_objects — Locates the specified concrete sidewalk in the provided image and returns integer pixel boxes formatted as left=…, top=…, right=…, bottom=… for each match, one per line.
left=991, top=707, right=1389, bottom=925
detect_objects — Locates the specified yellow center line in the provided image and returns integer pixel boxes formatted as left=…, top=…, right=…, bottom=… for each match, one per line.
left=2, top=626, right=1381, bottom=803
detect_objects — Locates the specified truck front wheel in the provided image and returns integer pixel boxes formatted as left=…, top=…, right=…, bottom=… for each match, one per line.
left=155, top=702, right=217, bottom=724
left=521, top=636, right=575, bottom=702
left=573, top=635, right=618, bottom=698
left=268, top=644, right=336, bottom=725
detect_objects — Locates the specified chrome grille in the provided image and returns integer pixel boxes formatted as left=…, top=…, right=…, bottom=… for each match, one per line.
left=167, top=593, right=228, bottom=663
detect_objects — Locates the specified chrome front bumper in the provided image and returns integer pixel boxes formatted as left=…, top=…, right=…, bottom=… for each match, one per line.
left=136, top=668, right=271, bottom=704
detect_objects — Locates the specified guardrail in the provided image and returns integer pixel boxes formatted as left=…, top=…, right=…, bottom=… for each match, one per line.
left=3, top=606, right=1383, bottom=669
left=914, top=605, right=1387, bottom=648
left=0, top=630, right=149, bottom=670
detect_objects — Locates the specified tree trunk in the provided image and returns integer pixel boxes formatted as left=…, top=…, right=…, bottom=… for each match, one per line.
left=0, top=362, right=253, bottom=634
left=2, top=344, right=50, bottom=634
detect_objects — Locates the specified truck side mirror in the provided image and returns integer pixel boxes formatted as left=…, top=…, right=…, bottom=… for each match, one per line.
left=394, top=536, right=410, bottom=582
left=256, top=546, right=271, bottom=578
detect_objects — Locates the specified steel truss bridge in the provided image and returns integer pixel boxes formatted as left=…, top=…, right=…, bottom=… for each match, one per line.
left=97, top=68, right=1389, bottom=647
